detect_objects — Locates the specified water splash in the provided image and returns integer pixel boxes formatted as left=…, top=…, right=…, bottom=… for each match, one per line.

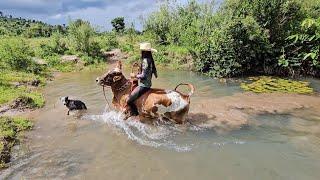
left=83, top=111, right=247, bottom=152
left=83, top=111, right=193, bottom=152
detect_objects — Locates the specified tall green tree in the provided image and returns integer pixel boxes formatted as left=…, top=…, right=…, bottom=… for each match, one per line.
left=111, top=17, right=125, bottom=33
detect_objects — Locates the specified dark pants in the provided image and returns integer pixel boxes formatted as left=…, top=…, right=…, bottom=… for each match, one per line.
left=127, top=86, right=150, bottom=115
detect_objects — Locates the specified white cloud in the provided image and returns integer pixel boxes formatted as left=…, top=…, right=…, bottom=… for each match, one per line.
left=0, top=0, right=222, bottom=30
left=50, top=13, right=63, bottom=20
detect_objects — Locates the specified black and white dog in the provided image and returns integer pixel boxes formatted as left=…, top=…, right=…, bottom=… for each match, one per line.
left=60, top=96, right=87, bottom=115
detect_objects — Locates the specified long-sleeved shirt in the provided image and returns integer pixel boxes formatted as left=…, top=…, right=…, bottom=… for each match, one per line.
left=137, top=58, right=153, bottom=88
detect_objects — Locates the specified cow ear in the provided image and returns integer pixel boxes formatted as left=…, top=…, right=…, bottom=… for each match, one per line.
left=115, top=61, right=122, bottom=72
left=113, top=75, right=122, bottom=82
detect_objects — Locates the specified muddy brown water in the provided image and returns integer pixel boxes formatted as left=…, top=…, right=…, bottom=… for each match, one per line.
left=1, top=68, right=320, bottom=180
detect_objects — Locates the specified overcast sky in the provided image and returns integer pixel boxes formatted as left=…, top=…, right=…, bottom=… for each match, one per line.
left=0, top=0, right=203, bottom=30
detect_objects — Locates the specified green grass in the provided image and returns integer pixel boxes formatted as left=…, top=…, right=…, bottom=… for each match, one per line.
left=0, top=116, right=33, bottom=168
left=49, top=62, right=80, bottom=72
left=0, top=85, right=45, bottom=108
left=0, top=70, right=46, bottom=86
left=0, top=71, right=45, bottom=108
left=241, top=76, right=314, bottom=94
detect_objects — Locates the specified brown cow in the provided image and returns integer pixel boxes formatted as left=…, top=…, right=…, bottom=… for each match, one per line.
left=96, top=61, right=195, bottom=124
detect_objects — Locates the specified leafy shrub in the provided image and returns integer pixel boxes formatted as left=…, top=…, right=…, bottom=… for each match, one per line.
left=81, top=55, right=99, bottom=65
left=67, top=20, right=103, bottom=60
left=44, top=55, right=61, bottom=67
left=0, top=38, right=37, bottom=73
left=154, top=49, right=169, bottom=64
left=143, top=0, right=319, bottom=77
left=88, top=41, right=102, bottom=58
left=0, top=116, right=33, bottom=167
left=119, top=42, right=134, bottom=53
left=280, top=17, right=320, bottom=77
left=100, top=33, right=119, bottom=51
left=12, top=117, right=33, bottom=131
left=50, top=32, right=68, bottom=54
left=67, top=20, right=95, bottom=55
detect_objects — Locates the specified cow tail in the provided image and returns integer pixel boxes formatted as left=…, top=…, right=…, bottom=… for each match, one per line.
left=174, top=83, right=195, bottom=97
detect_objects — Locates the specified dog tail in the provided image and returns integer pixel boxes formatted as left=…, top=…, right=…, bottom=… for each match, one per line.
left=174, top=83, right=195, bottom=97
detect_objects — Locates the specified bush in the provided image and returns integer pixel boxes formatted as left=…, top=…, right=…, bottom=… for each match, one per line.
left=99, top=33, right=119, bottom=51
left=0, top=116, right=33, bottom=167
left=280, top=17, right=320, bottom=77
left=87, top=40, right=102, bottom=58
left=44, top=54, right=61, bottom=67
left=67, top=20, right=96, bottom=55
left=0, top=38, right=37, bottom=73
left=143, top=0, right=319, bottom=77
left=51, top=32, right=68, bottom=54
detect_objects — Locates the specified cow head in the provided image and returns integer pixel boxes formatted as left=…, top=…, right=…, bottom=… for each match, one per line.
left=96, top=61, right=125, bottom=87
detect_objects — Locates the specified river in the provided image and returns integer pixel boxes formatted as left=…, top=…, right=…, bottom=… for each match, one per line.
left=1, top=67, right=320, bottom=180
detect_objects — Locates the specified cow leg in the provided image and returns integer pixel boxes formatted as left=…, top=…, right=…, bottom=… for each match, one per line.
left=165, top=107, right=189, bottom=124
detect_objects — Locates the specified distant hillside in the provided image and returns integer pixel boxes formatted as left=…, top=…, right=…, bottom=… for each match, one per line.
left=0, top=12, right=66, bottom=37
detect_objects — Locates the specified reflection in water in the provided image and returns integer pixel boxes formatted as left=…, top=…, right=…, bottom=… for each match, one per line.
left=1, top=68, right=320, bottom=180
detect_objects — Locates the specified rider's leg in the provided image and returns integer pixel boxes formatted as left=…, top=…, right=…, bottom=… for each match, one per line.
left=126, top=86, right=150, bottom=117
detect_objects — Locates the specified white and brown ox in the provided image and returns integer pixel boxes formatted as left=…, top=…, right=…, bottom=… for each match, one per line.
left=96, top=61, right=195, bottom=124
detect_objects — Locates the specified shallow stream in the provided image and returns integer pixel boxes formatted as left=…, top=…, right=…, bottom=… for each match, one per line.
left=1, top=68, right=320, bottom=180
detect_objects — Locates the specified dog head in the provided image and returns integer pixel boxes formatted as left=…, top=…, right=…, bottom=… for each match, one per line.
left=60, top=96, right=69, bottom=105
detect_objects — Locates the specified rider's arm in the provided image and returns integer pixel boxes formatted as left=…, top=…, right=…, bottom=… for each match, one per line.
left=137, top=58, right=148, bottom=80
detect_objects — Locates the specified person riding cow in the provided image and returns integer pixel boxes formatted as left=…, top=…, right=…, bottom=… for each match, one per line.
left=96, top=43, right=194, bottom=124
left=125, top=42, right=158, bottom=119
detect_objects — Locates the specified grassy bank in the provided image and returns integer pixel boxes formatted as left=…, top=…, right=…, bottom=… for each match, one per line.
left=0, top=116, right=33, bottom=168
left=0, top=70, right=45, bottom=109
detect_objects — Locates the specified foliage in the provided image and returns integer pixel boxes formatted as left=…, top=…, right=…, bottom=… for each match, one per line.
left=0, top=116, right=33, bottom=168
left=0, top=70, right=46, bottom=86
left=35, top=33, right=68, bottom=59
left=0, top=37, right=40, bottom=73
left=11, top=117, right=33, bottom=131
left=66, top=19, right=104, bottom=63
left=0, top=84, right=45, bottom=108
left=0, top=13, right=66, bottom=37
left=67, top=19, right=99, bottom=57
left=111, top=17, right=125, bottom=33
left=44, top=55, right=78, bottom=72
left=280, top=17, right=320, bottom=77
left=98, top=33, right=119, bottom=51
left=0, top=70, right=45, bottom=107
left=241, top=76, right=313, bottom=94
left=143, top=0, right=320, bottom=77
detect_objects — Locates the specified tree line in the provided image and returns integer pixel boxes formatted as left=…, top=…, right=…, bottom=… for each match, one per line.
left=143, top=0, right=320, bottom=77
left=1, top=0, right=319, bottom=78
left=0, top=12, right=67, bottom=37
